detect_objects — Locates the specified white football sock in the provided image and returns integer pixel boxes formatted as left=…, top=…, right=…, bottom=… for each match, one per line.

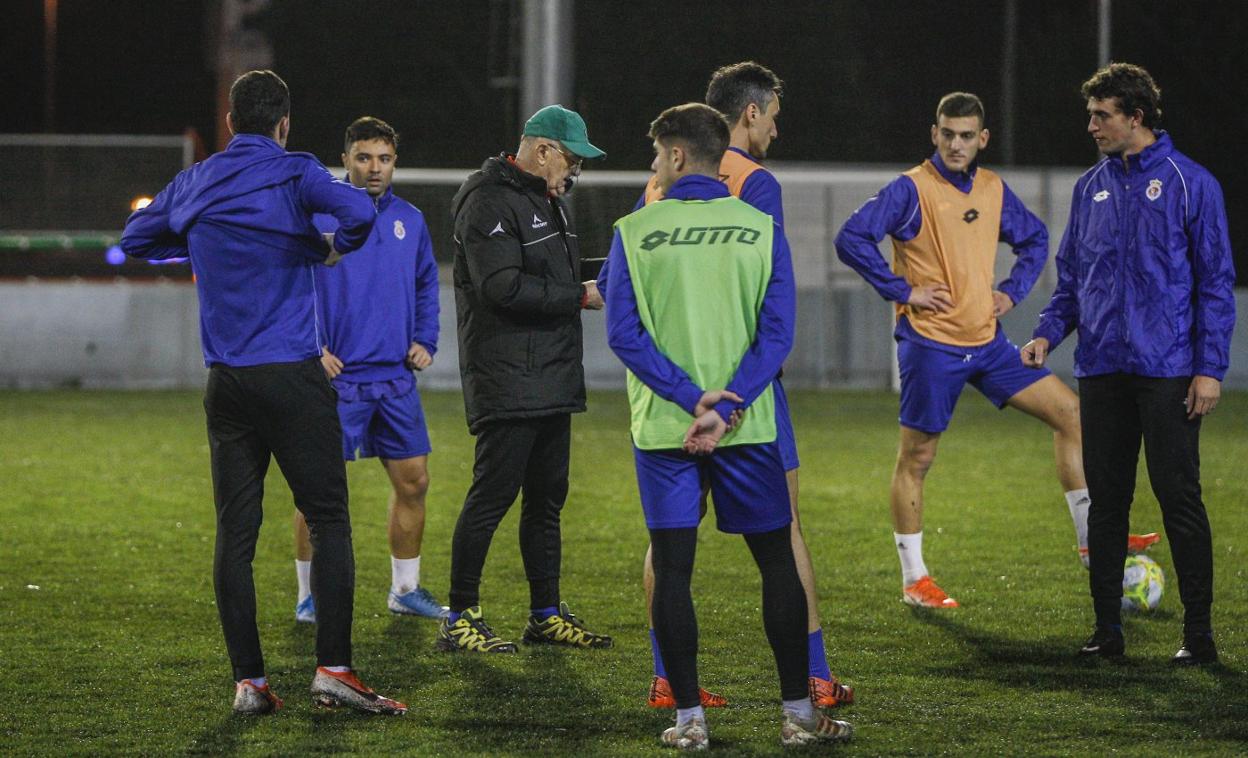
left=895, top=531, right=928, bottom=586
left=391, top=556, right=420, bottom=594
left=1066, top=489, right=1091, bottom=548
left=676, top=705, right=705, bottom=726
left=295, top=559, right=312, bottom=603
left=783, top=696, right=815, bottom=722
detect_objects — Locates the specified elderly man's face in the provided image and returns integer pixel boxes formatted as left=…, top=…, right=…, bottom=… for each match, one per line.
left=538, top=141, right=581, bottom=196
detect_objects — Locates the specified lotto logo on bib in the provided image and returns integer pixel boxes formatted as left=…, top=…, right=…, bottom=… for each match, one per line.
left=1146, top=179, right=1163, bottom=201
left=394, top=219, right=407, bottom=240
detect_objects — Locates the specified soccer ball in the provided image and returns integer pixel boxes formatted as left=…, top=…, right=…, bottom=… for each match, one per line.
left=1121, top=554, right=1165, bottom=612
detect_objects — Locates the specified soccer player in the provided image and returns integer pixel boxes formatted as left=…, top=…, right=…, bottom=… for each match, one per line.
left=834, top=92, right=1158, bottom=608
left=442, top=105, right=611, bottom=652
left=604, top=60, right=853, bottom=710
left=607, top=102, right=852, bottom=749
left=120, top=71, right=405, bottom=714
left=1023, top=63, right=1235, bottom=663
left=291, top=117, right=446, bottom=624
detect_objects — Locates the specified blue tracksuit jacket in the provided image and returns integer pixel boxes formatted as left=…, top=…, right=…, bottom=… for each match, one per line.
left=313, top=187, right=439, bottom=384
left=120, top=134, right=376, bottom=367
left=1033, top=132, right=1236, bottom=380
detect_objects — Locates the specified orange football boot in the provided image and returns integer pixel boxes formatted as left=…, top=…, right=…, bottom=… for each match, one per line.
left=809, top=675, right=855, bottom=707
left=647, top=676, right=728, bottom=708
left=902, top=576, right=959, bottom=608
left=1127, top=532, right=1161, bottom=553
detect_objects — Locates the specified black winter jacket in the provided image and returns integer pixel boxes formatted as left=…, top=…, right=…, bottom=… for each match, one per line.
left=451, top=154, right=587, bottom=433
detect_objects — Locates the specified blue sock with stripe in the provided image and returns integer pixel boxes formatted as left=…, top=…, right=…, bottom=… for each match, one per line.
left=650, top=628, right=668, bottom=678
left=808, top=628, right=832, bottom=680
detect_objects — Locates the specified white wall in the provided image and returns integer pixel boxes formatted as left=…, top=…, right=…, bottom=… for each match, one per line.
left=2, top=278, right=1245, bottom=391
left=2, top=165, right=1242, bottom=391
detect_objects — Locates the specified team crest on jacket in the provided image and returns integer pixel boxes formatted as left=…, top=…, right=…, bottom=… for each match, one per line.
left=1146, top=179, right=1163, bottom=201
left=393, top=219, right=407, bottom=240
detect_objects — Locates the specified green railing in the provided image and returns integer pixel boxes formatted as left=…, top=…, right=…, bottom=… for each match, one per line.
left=0, top=233, right=120, bottom=251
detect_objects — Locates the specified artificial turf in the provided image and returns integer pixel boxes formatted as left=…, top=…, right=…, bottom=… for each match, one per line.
left=1, top=388, right=1245, bottom=756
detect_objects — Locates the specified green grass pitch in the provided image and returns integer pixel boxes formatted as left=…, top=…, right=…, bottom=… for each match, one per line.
left=2, top=389, right=1246, bottom=755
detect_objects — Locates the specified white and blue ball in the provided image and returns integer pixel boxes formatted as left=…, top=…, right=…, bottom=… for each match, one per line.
left=1121, top=554, right=1165, bottom=612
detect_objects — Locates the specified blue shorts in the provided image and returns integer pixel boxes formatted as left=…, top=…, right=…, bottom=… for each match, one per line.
left=634, top=442, right=791, bottom=535
left=334, top=378, right=431, bottom=461
left=898, top=326, right=1050, bottom=434
left=773, top=378, right=800, bottom=471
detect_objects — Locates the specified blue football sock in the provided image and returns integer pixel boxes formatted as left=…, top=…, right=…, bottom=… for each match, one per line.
left=448, top=610, right=462, bottom=623
left=531, top=606, right=558, bottom=620
left=808, top=628, right=832, bottom=680
left=241, top=676, right=267, bottom=688
left=650, top=628, right=667, bottom=679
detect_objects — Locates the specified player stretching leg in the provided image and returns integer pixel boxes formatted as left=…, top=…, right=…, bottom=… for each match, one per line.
left=293, top=117, right=447, bottom=624
left=835, top=92, right=1158, bottom=608
left=608, top=103, right=851, bottom=748
left=605, top=61, right=853, bottom=709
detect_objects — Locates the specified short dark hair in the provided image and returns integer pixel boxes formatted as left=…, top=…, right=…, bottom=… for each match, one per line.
left=936, top=92, right=986, bottom=127
left=648, top=103, right=730, bottom=170
left=228, top=70, right=290, bottom=136
left=1081, top=62, right=1162, bottom=126
left=344, top=116, right=399, bottom=153
left=705, top=61, right=783, bottom=124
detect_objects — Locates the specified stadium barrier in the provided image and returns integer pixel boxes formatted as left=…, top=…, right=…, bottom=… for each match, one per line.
left=3, top=163, right=1246, bottom=390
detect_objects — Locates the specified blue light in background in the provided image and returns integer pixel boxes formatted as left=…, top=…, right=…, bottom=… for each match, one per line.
left=105, top=245, right=126, bottom=265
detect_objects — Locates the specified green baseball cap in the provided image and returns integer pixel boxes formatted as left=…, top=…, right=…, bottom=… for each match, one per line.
left=522, top=104, right=606, bottom=159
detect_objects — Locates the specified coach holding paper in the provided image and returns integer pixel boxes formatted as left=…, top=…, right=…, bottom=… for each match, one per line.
left=1022, top=63, right=1236, bottom=665
left=441, top=105, right=611, bottom=652
left=121, top=70, right=405, bottom=714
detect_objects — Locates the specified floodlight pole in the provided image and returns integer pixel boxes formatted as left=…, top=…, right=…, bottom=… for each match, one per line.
left=1098, top=0, right=1112, bottom=66
left=520, top=0, right=575, bottom=122
left=1000, top=0, right=1018, bottom=165
left=213, top=0, right=274, bottom=151
left=43, top=0, right=58, bottom=132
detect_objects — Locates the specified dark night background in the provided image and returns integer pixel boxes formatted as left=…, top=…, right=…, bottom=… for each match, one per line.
left=3, top=0, right=1245, bottom=281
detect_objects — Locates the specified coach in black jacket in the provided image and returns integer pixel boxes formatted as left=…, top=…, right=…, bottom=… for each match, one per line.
left=442, top=105, right=612, bottom=651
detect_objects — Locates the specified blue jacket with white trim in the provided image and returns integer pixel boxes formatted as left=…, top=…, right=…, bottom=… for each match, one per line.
left=1033, top=132, right=1236, bottom=380
left=121, top=134, right=376, bottom=367
left=314, top=187, right=439, bottom=385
